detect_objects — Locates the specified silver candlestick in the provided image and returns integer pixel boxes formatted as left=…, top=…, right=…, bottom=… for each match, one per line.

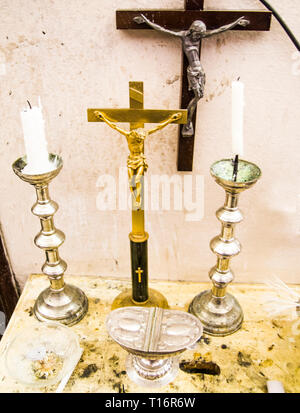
left=12, top=154, right=88, bottom=326
left=189, top=159, right=261, bottom=336
left=106, top=306, right=203, bottom=388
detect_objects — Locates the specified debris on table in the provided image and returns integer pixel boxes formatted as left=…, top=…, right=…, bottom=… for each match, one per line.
left=31, top=351, right=63, bottom=381
left=179, top=353, right=221, bottom=376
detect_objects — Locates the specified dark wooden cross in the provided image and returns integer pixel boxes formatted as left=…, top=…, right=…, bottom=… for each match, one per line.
left=116, top=0, right=272, bottom=171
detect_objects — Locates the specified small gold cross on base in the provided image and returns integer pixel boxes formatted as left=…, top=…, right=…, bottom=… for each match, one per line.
left=135, top=267, right=143, bottom=283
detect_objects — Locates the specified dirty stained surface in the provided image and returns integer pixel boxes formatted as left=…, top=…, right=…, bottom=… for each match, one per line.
left=0, top=274, right=299, bottom=393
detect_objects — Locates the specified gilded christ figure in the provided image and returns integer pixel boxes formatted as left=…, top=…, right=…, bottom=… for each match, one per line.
left=134, top=14, right=249, bottom=137
left=94, top=111, right=181, bottom=208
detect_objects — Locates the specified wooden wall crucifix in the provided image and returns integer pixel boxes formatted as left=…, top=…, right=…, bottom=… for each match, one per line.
left=116, top=1, right=272, bottom=171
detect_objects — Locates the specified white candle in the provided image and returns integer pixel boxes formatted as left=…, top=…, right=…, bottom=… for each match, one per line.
left=20, top=98, right=54, bottom=174
left=231, top=80, right=244, bottom=157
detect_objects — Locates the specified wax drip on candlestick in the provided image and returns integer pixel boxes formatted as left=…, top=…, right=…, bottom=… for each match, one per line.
left=232, top=154, right=239, bottom=181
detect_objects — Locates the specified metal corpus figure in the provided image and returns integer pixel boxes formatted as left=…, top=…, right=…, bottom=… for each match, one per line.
left=134, top=14, right=249, bottom=137
left=94, top=111, right=181, bottom=209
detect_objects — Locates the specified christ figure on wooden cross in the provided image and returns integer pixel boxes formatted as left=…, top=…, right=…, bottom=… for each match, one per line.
left=134, top=14, right=249, bottom=137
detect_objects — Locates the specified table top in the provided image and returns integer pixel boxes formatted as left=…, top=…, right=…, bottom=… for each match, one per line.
left=0, top=274, right=299, bottom=393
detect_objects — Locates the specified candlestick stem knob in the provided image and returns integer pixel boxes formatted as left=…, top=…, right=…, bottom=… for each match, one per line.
left=12, top=154, right=88, bottom=326
left=189, top=159, right=261, bottom=336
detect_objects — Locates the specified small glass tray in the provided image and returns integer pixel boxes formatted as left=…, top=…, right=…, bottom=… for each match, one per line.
left=4, top=322, right=81, bottom=388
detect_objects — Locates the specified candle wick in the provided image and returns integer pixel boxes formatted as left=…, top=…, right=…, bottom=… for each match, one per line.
left=237, top=77, right=240, bottom=81
left=27, top=100, right=32, bottom=109
left=233, top=154, right=239, bottom=182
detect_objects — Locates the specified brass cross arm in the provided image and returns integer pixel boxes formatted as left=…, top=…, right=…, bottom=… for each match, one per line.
left=87, top=108, right=187, bottom=125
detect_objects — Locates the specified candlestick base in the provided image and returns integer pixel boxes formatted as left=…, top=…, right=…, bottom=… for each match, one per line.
left=34, top=284, right=88, bottom=326
left=189, top=290, right=243, bottom=336
left=111, top=288, right=168, bottom=310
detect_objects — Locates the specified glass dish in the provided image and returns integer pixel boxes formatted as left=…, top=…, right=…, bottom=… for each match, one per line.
left=4, top=322, right=81, bottom=388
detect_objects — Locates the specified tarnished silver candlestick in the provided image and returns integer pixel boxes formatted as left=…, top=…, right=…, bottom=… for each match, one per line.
left=12, top=154, right=88, bottom=325
left=189, top=159, right=261, bottom=336
left=106, top=307, right=203, bottom=388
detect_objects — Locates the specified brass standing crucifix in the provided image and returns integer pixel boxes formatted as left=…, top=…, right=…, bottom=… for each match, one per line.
left=116, top=0, right=272, bottom=171
left=88, top=81, right=187, bottom=309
